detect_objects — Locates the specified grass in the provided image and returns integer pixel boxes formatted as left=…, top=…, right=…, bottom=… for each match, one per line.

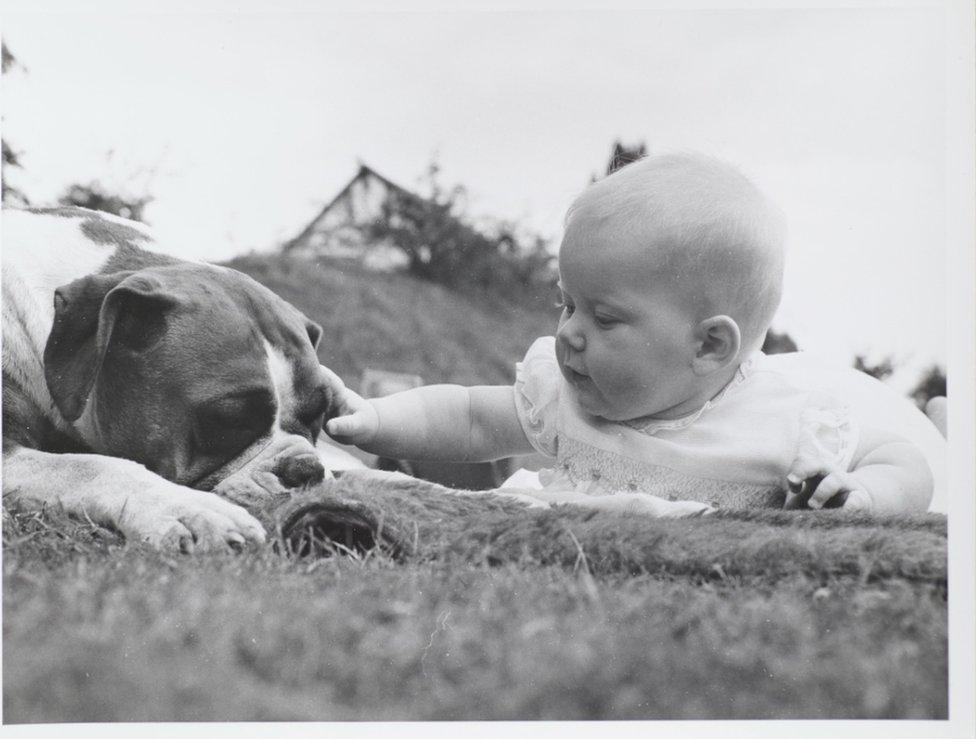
left=3, top=498, right=947, bottom=722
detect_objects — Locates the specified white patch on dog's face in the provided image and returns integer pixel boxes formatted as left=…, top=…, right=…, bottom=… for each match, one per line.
left=217, top=339, right=298, bottom=471
left=192, top=341, right=303, bottom=492
left=204, top=341, right=327, bottom=506
left=263, top=339, right=295, bottom=433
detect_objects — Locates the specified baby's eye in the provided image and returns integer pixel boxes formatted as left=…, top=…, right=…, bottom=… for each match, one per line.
left=594, top=313, right=620, bottom=328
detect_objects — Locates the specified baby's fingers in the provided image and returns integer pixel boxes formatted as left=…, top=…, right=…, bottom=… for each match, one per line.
left=786, top=454, right=830, bottom=489
left=784, top=456, right=829, bottom=510
left=807, top=473, right=866, bottom=510
left=783, top=473, right=823, bottom=510
left=324, top=412, right=374, bottom=444
left=805, top=474, right=845, bottom=509
left=326, top=413, right=359, bottom=437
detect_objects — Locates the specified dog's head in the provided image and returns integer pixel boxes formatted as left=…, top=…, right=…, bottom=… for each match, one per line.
left=44, top=261, right=341, bottom=506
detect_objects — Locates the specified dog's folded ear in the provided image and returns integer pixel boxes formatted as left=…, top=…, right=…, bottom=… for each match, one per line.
left=305, top=319, right=323, bottom=349
left=44, top=271, right=179, bottom=422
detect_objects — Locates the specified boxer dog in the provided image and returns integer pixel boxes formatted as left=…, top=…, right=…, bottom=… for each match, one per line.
left=2, top=207, right=344, bottom=552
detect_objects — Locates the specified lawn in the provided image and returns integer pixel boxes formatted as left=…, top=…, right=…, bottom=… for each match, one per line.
left=2, top=476, right=947, bottom=722
left=1, top=256, right=948, bottom=722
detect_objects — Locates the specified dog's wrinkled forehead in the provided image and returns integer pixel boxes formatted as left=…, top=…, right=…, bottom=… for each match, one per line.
left=126, top=262, right=326, bottom=420
left=169, top=264, right=326, bottom=410
left=150, top=263, right=319, bottom=350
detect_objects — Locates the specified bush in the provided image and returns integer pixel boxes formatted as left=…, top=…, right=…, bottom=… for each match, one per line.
left=367, top=164, right=556, bottom=307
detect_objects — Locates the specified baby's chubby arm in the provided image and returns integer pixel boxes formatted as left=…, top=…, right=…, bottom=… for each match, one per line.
left=787, top=426, right=933, bottom=513
left=323, top=371, right=536, bottom=462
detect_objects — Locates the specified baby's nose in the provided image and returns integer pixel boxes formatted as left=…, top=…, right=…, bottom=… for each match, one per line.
left=556, top=322, right=586, bottom=352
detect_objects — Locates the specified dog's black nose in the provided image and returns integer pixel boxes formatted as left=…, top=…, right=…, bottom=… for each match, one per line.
left=274, top=455, right=326, bottom=489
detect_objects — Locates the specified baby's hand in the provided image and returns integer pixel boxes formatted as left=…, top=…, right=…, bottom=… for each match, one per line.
left=784, top=454, right=871, bottom=511
left=320, top=367, right=380, bottom=446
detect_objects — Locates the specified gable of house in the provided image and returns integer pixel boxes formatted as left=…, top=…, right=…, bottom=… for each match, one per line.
left=282, top=164, right=416, bottom=270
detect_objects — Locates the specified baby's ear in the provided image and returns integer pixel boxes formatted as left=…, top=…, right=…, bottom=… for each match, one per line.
left=692, top=315, right=741, bottom=375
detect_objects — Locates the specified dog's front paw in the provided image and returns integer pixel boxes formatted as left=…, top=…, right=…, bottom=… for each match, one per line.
left=119, top=485, right=267, bottom=553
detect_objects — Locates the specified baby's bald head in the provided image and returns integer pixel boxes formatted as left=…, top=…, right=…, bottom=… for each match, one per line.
left=564, top=152, right=786, bottom=352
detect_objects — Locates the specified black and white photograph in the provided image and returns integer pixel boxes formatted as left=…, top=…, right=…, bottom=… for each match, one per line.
left=1, top=0, right=973, bottom=733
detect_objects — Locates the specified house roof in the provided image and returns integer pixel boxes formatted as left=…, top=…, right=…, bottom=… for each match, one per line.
left=282, top=163, right=422, bottom=252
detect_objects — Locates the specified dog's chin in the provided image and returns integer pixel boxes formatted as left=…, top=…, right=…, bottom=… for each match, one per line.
left=193, top=431, right=336, bottom=509
left=212, top=471, right=293, bottom=509
left=211, top=464, right=337, bottom=510
left=189, top=433, right=279, bottom=494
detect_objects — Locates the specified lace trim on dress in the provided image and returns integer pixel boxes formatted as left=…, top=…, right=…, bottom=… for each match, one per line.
left=547, top=437, right=784, bottom=509
left=513, top=339, right=561, bottom=456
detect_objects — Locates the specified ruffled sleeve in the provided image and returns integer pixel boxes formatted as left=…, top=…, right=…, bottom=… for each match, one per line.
left=513, top=336, right=562, bottom=456
left=795, top=392, right=861, bottom=473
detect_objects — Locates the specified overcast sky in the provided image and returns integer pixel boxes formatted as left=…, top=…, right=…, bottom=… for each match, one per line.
left=2, top=2, right=951, bottom=388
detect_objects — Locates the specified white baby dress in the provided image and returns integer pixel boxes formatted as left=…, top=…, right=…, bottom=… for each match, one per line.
left=507, top=337, right=861, bottom=510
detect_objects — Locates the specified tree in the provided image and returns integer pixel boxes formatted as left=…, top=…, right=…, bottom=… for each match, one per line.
left=606, top=140, right=648, bottom=176
left=1, top=42, right=18, bottom=73
left=761, top=329, right=799, bottom=355
left=3, top=42, right=155, bottom=218
left=853, top=354, right=895, bottom=382
left=367, top=163, right=475, bottom=284
left=367, top=162, right=555, bottom=303
left=909, top=364, right=947, bottom=409
left=2, top=42, right=30, bottom=207
left=58, top=181, right=152, bottom=222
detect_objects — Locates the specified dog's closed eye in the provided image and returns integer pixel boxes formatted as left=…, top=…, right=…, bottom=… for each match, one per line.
left=193, top=390, right=275, bottom=456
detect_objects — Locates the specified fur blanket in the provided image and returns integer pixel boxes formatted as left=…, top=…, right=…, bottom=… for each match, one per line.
left=253, top=470, right=946, bottom=586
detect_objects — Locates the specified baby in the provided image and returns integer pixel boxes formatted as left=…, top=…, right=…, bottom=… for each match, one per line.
left=325, top=152, right=934, bottom=516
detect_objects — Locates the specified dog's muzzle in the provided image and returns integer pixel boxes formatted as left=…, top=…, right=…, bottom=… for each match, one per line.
left=273, top=454, right=326, bottom=488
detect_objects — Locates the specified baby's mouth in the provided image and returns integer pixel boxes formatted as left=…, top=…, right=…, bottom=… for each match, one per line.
left=561, top=363, right=590, bottom=386
left=555, top=345, right=592, bottom=389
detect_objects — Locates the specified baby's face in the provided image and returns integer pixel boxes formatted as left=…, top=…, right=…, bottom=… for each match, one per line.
left=555, top=217, right=705, bottom=422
